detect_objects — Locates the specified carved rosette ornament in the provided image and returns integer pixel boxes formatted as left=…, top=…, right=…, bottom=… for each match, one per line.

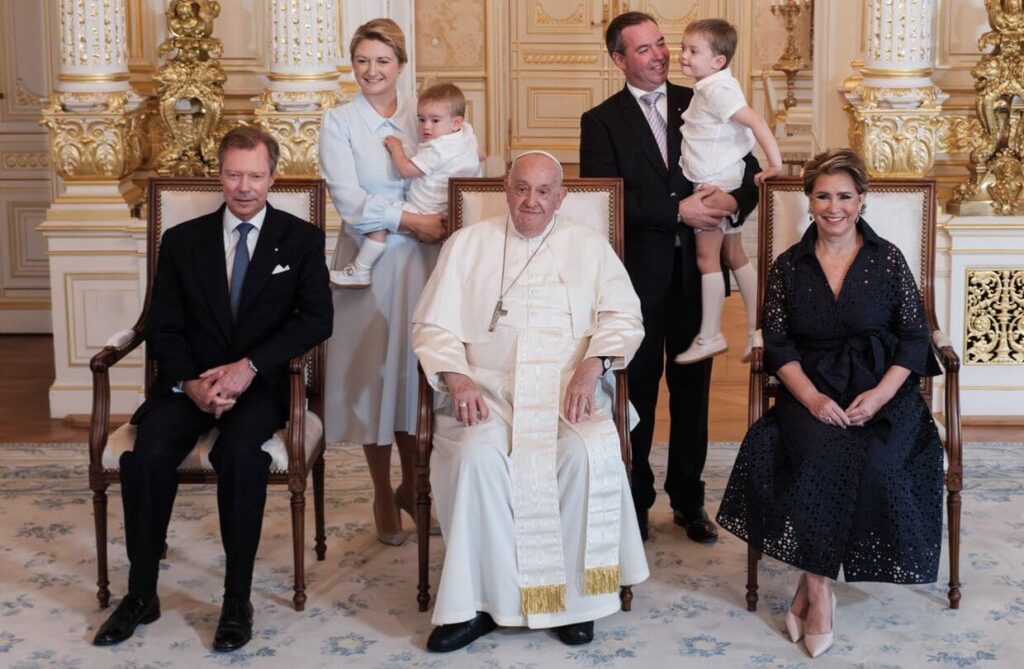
left=965, top=269, right=1024, bottom=364
left=948, top=0, right=1024, bottom=215
left=254, top=0, right=347, bottom=176
left=154, top=0, right=227, bottom=176
left=842, top=0, right=948, bottom=178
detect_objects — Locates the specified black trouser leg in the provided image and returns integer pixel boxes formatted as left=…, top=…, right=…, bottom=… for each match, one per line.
left=121, top=397, right=213, bottom=597
left=208, top=385, right=282, bottom=600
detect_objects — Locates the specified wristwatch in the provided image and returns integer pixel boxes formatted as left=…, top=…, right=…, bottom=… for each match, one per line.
left=599, top=356, right=612, bottom=374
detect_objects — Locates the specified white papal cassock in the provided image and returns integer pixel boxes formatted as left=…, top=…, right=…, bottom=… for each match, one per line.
left=412, top=212, right=649, bottom=628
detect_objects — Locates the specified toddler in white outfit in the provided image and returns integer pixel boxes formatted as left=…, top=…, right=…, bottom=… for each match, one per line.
left=673, top=18, right=782, bottom=364
left=331, top=82, right=481, bottom=287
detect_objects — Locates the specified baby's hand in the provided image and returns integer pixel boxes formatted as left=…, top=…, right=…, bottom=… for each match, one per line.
left=755, top=165, right=781, bottom=186
left=383, top=135, right=403, bottom=154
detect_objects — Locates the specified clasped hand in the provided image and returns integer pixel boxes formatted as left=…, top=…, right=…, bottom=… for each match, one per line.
left=678, top=185, right=736, bottom=231
left=808, top=387, right=889, bottom=429
left=183, top=358, right=256, bottom=418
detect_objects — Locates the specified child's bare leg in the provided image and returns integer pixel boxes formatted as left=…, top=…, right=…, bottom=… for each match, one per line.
left=675, top=226, right=728, bottom=364
left=330, top=230, right=388, bottom=288
left=722, top=232, right=758, bottom=361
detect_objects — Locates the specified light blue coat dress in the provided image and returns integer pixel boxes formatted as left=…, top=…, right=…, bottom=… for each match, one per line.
left=320, top=94, right=440, bottom=444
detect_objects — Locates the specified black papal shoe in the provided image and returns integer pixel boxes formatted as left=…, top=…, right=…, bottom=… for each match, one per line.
left=93, top=593, right=161, bottom=646
left=555, top=620, right=594, bottom=645
left=426, top=611, right=497, bottom=652
left=673, top=507, right=719, bottom=543
left=212, top=596, right=253, bottom=652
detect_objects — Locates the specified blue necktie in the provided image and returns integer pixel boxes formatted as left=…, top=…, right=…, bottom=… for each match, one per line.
left=229, top=222, right=254, bottom=319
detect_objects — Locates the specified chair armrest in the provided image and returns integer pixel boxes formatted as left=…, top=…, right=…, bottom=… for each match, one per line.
left=90, top=328, right=145, bottom=373
left=747, top=329, right=766, bottom=427
left=88, top=325, right=146, bottom=472
left=931, top=329, right=960, bottom=372
left=285, top=351, right=312, bottom=485
left=415, top=365, right=435, bottom=468
left=613, top=369, right=632, bottom=478
left=929, top=329, right=962, bottom=491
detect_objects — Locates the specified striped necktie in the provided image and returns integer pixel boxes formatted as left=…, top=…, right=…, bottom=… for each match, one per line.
left=640, top=91, right=668, bottom=168
left=229, top=222, right=254, bottom=319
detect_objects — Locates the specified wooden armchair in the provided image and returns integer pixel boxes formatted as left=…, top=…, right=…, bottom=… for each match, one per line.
left=413, top=177, right=634, bottom=612
left=88, top=177, right=328, bottom=611
left=745, top=177, right=962, bottom=610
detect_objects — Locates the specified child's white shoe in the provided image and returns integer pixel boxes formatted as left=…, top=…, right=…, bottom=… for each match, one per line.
left=330, top=263, right=371, bottom=288
left=674, top=333, right=728, bottom=364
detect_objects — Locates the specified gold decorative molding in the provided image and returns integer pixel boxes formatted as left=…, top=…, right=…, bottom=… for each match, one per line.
left=533, top=2, right=585, bottom=27
left=936, top=115, right=985, bottom=154
left=523, top=54, right=599, bottom=65
left=965, top=268, right=1024, bottom=364
left=253, top=89, right=348, bottom=177
left=40, top=91, right=147, bottom=180
left=154, top=0, right=227, bottom=176
left=948, top=1, right=1024, bottom=215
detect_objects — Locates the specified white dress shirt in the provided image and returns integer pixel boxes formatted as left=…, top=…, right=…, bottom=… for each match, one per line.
left=626, top=81, right=668, bottom=131
left=679, top=68, right=754, bottom=189
left=405, top=123, right=482, bottom=215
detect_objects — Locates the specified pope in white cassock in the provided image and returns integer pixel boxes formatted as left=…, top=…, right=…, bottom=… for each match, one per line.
left=412, top=151, right=649, bottom=652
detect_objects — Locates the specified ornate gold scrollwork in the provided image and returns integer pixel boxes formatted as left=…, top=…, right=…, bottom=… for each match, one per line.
left=965, top=268, right=1024, bottom=364
left=253, top=90, right=348, bottom=177
left=948, top=0, right=1024, bottom=215
left=40, top=91, right=146, bottom=180
left=153, top=0, right=227, bottom=176
left=936, top=115, right=985, bottom=155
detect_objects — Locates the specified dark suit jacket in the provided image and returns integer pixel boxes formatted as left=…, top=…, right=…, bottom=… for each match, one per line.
left=132, top=202, right=333, bottom=424
left=579, top=82, right=760, bottom=307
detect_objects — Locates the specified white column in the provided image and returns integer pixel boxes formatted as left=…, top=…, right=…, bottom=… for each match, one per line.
left=56, top=0, right=132, bottom=97
left=265, top=0, right=342, bottom=110
left=861, top=0, right=936, bottom=96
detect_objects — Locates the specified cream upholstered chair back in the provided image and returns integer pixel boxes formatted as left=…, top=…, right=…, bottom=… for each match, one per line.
left=757, top=177, right=937, bottom=327
left=447, top=177, right=624, bottom=256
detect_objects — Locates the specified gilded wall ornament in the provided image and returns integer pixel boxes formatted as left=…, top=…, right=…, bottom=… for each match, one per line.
left=153, top=0, right=227, bottom=176
left=965, top=268, right=1024, bottom=364
left=254, top=90, right=348, bottom=177
left=948, top=0, right=1024, bottom=215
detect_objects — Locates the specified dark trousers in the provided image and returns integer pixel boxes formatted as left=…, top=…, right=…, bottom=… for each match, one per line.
left=628, top=246, right=713, bottom=515
left=120, top=385, right=282, bottom=599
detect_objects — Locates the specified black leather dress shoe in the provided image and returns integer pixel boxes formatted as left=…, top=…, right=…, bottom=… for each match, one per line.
left=673, top=507, right=719, bottom=543
left=213, top=597, right=254, bottom=652
left=555, top=620, right=594, bottom=645
left=93, top=593, right=160, bottom=646
left=636, top=508, right=649, bottom=542
left=426, top=612, right=497, bottom=652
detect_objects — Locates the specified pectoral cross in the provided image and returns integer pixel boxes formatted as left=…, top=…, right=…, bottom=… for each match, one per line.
left=488, top=299, right=508, bottom=332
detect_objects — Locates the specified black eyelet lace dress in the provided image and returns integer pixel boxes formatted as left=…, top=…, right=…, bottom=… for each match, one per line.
left=716, top=218, right=944, bottom=583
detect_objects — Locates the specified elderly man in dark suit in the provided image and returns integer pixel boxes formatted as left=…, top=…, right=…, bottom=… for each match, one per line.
left=579, top=11, right=759, bottom=544
left=93, top=126, right=333, bottom=651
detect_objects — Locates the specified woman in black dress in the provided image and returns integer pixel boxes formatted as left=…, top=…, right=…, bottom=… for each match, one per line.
left=716, top=149, right=943, bottom=658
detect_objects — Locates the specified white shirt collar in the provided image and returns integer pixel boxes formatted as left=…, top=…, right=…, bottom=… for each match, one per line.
left=223, top=204, right=267, bottom=236
left=355, top=93, right=410, bottom=133
left=693, top=67, right=732, bottom=91
left=626, top=81, right=668, bottom=103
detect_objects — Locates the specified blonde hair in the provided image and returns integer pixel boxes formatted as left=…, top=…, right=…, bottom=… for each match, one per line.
left=801, top=148, right=869, bottom=195
left=349, top=18, right=408, bottom=64
left=684, top=18, right=737, bottom=66
left=418, top=82, right=466, bottom=118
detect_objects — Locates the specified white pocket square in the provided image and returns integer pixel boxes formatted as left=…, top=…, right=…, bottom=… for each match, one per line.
left=272, top=264, right=290, bottom=275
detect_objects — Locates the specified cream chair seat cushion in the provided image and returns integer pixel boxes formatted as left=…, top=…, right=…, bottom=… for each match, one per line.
left=101, top=410, right=324, bottom=473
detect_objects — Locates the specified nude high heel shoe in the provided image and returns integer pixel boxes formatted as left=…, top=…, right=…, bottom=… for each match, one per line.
left=784, top=573, right=807, bottom=642
left=803, top=590, right=837, bottom=658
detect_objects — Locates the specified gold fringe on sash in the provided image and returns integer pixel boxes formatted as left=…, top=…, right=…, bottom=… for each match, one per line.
left=519, top=583, right=567, bottom=615
left=583, top=564, right=621, bottom=596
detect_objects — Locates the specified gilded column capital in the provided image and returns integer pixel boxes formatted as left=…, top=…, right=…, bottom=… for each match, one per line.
left=41, top=90, right=147, bottom=180
left=843, top=0, right=947, bottom=178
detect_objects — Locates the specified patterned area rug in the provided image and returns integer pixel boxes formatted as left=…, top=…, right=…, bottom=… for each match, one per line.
left=0, top=441, right=1020, bottom=668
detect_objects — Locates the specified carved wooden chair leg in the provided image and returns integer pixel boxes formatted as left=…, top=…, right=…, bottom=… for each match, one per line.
left=746, top=545, right=761, bottom=612
left=313, top=453, right=327, bottom=561
left=948, top=486, right=962, bottom=609
left=93, top=488, right=110, bottom=608
left=416, top=473, right=432, bottom=612
left=619, top=585, right=633, bottom=611
left=291, top=489, right=307, bottom=611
